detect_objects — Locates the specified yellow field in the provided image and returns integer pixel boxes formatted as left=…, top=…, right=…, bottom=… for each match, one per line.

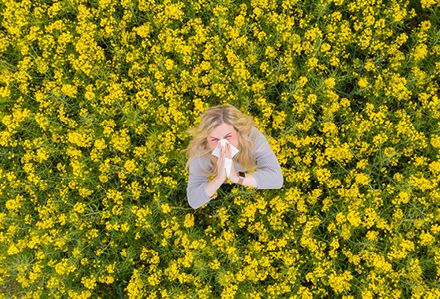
left=0, top=0, right=439, bottom=297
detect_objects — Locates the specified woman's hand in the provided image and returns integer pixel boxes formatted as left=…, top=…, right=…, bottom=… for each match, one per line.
left=225, top=144, right=240, bottom=184
left=227, top=147, right=240, bottom=183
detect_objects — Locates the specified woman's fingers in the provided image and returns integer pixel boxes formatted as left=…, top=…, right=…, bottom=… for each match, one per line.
left=218, top=146, right=225, bottom=165
left=226, top=144, right=231, bottom=158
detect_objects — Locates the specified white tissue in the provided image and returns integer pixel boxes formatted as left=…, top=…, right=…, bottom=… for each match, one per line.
left=211, top=139, right=239, bottom=178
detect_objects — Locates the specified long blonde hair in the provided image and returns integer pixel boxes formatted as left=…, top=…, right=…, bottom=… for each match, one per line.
left=184, top=104, right=259, bottom=177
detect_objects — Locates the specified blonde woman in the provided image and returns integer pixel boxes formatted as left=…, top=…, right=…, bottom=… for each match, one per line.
left=185, top=103, right=283, bottom=209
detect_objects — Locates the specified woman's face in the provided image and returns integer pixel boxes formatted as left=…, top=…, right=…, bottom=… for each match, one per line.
left=207, top=123, right=239, bottom=151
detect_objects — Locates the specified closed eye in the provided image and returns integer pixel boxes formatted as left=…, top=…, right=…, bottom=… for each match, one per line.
left=211, top=133, right=232, bottom=141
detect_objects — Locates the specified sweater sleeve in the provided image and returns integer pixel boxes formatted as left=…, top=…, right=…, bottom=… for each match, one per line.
left=251, top=128, right=284, bottom=189
left=186, top=157, right=213, bottom=209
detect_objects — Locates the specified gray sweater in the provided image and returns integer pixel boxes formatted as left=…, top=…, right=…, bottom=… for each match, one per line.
left=187, top=126, right=283, bottom=209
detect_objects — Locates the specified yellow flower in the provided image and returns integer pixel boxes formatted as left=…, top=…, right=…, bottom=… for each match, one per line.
left=209, top=259, right=221, bottom=270
left=429, top=160, right=440, bottom=174
left=324, top=77, right=336, bottom=89
left=341, top=224, right=351, bottom=240
left=54, top=258, right=76, bottom=275
left=5, top=194, right=23, bottom=212
left=78, top=188, right=94, bottom=198
left=421, top=0, right=437, bottom=9
left=111, top=129, right=131, bottom=153
left=430, top=134, right=440, bottom=148
left=164, top=58, right=174, bottom=70
left=307, top=57, right=319, bottom=69
left=298, top=76, right=308, bottom=86
left=164, top=2, right=184, bottom=21
left=68, top=130, right=93, bottom=147
left=366, top=230, right=378, bottom=241
left=413, top=43, right=428, bottom=60
left=183, top=213, right=194, bottom=228
left=61, top=84, right=78, bottom=98
left=386, top=73, right=411, bottom=101
left=7, top=243, right=20, bottom=255
left=158, top=155, right=168, bottom=164
left=328, top=271, right=353, bottom=294
left=355, top=173, right=370, bottom=186
left=298, top=286, right=314, bottom=298
left=419, top=231, right=435, bottom=246
left=409, top=173, right=434, bottom=191
left=315, top=168, right=331, bottom=188
left=134, top=23, right=151, bottom=38
left=34, top=112, right=50, bottom=131
left=322, top=122, right=338, bottom=135
left=73, top=202, right=86, bottom=214
left=161, top=203, right=172, bottom=214
left=81, top=276, right=97, bottom=290
left=358, top=77, right=369, bottom=88
left=84, top=84, right=95, bottom=101
left=94, top=138, right=106, bottom=150
left=147, top=271, right=161, bottom=286
left=321, top=42, right=331, bottom=53
left=126, top=269, right=145, bottom=298
left=124, top=159, right=137, bottom=173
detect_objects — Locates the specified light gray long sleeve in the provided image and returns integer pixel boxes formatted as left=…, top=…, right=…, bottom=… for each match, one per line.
left=251, top=128, right=284, bottom=190
left=186, top=156, right=212, bottom=209
left=186, top=126, right=283, bottom=209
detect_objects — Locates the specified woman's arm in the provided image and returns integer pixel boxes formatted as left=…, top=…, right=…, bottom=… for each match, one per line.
left=250, top=129, right=284, bottom=189
left=205, top=177, right=224, bottom=198
left=187, top=157, right=221, bottom=209
left=230, top=172, right=258, bottom=188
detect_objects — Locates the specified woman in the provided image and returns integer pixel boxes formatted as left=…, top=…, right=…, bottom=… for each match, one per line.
left=185, top=103, right=283, bottom=209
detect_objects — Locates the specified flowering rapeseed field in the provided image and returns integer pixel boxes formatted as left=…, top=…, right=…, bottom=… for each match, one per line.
left=1, top=0, right=439, bottom=297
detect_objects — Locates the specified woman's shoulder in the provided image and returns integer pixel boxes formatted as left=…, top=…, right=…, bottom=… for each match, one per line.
left=249, top=126, right=267, bottom=151
left=249, top=125, right=261, bottom=139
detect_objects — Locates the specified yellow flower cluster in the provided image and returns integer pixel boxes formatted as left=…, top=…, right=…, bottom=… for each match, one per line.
left=0, top=0, right=438, bottom=297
